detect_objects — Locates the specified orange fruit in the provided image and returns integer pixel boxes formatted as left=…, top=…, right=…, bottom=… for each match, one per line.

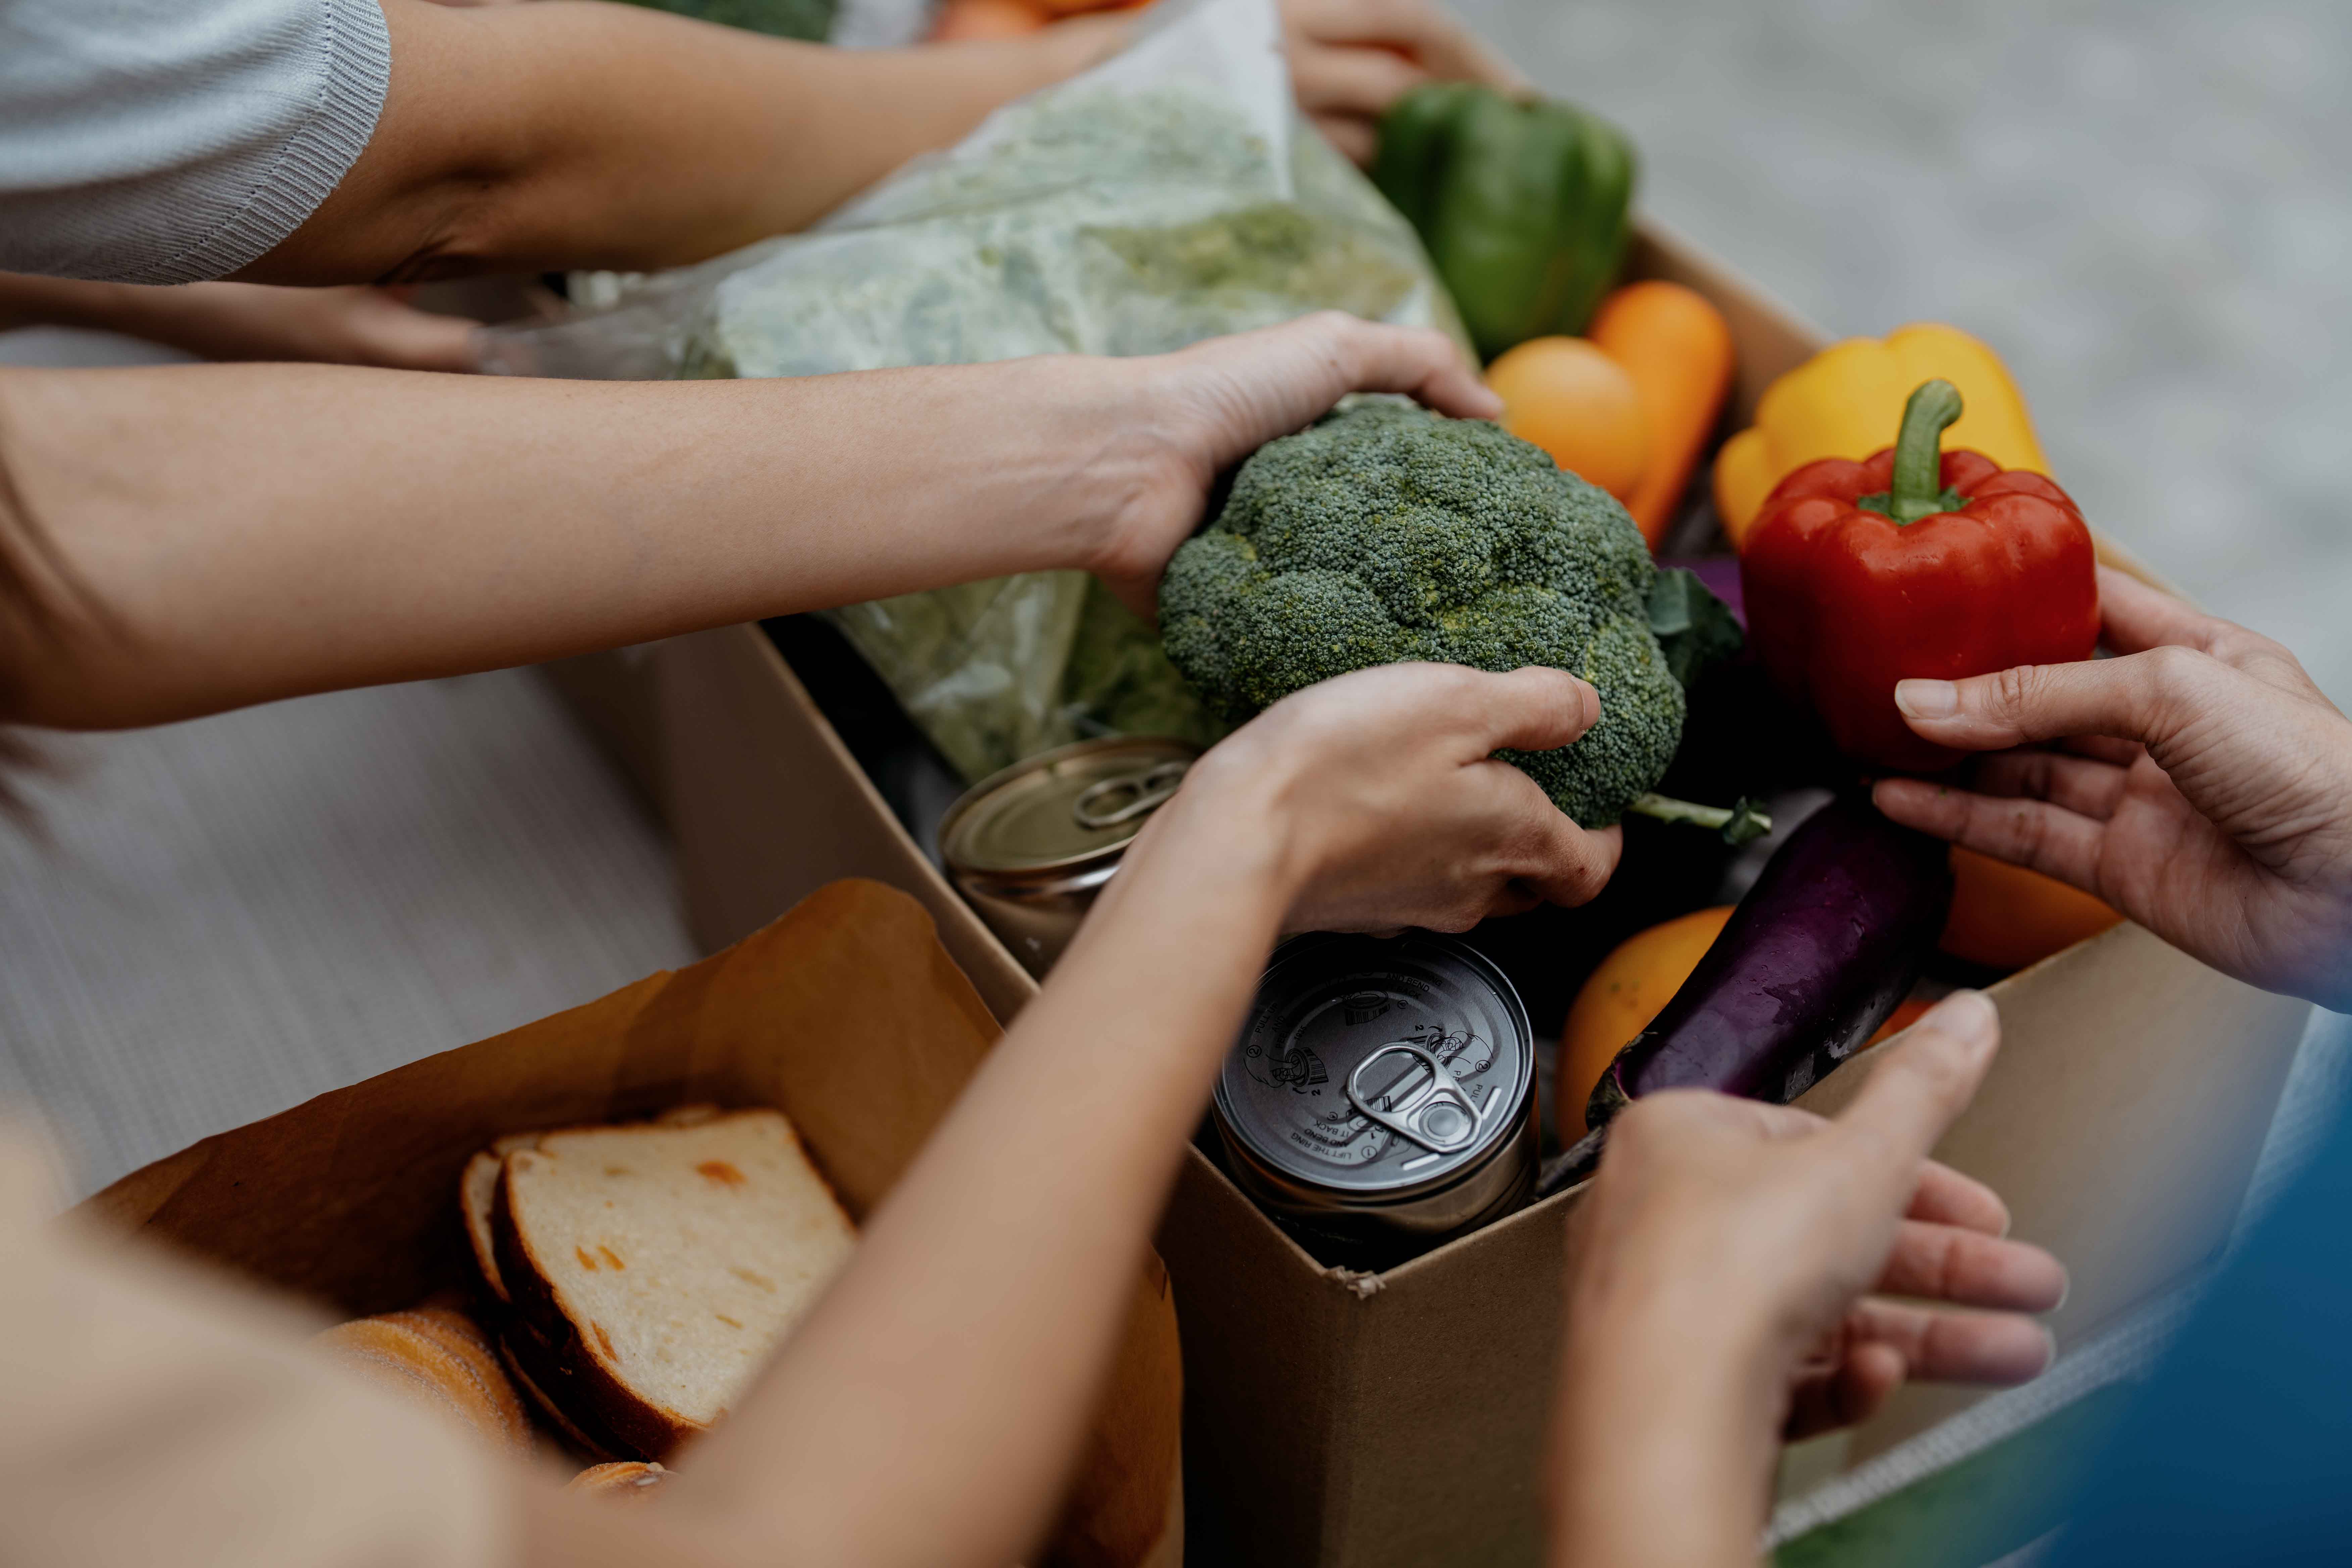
left=1484, top=336, right=1651, bottom=501
left=929, top=0, right=1049, bottom=40
left=1556, top=906, right=1732, bottom=1137
left=1867, top=996, right=1935, bottom=1047
left=1941, top=847, right=2123, bottom=970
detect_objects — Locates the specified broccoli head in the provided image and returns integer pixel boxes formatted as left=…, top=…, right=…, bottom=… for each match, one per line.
left=1159, top=400, right=1688, bottom=826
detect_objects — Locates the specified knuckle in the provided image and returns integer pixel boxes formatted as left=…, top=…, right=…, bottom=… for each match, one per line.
left=2141, top=643, right=2210, bottom=690
left=1991, top=663, right=2041, bottom=715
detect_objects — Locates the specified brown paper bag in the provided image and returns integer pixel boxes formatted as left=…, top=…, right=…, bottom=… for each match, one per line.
left=82, top=878, right=1181, bottom=1567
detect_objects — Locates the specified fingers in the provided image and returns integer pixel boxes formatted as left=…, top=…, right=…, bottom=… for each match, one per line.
left=1892, top=647, right=2218, bottom=754
left=1845, top=1299, right=2055, bottom=1386
left=1784, top=1343, right=1906, bottom=1439
left=1308, top=111, right=1378, bottom=167
left=1968, top=747, right=2130, bottom=821
left=1834, top=991, right=2000, bottom=1186
left=1289, top=42, right=1429, bottom=119
left=2058, top=733, right=2145, bottom=768
left=1873, top=779, right=2108, bottom=891
left=372, top=309, right=482, bottom=374
left=1876, top=1222, right=2067, bottom=1312
left=2094, top=565, right=2224, bottom=657
left=1512, top=818, right=1620, bottom=909
left=1170, top=315, right=1498, bottom=469
left=1906, top=1160, right=2009, bottom=1235
left=1289, top=0, right=1530, bottom=90
left=1319, top=314, right=1501, bottom=421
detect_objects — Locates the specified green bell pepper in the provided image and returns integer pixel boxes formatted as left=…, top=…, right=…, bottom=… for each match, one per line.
left=618, top=0, right=836, bottom=42
left=1371, top=83, right=1638, bottom=362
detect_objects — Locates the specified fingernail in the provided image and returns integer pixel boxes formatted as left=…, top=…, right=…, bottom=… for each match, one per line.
left=1927, top=989, right=1998, bottom=1056
left=1895, top=679, right=1959, bottom=720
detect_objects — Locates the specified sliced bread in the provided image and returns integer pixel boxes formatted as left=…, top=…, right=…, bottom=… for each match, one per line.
left=461, top=1133, right=542, bottom=1305
left=499, top=1320, right=627, bottom=1462
left=493, top=1108, right=856, bottom=1457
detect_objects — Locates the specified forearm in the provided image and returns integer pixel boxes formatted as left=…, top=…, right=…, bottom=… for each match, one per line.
left=0, top=274, right=141, bottom=335
left=251, top=1, right=1122, bottom=284
left=1550, top=1304, right=1776, bottom=1568
left=0, top=357, right=1151, bottom=727
left=669, top=796, right=1294, bottom=1565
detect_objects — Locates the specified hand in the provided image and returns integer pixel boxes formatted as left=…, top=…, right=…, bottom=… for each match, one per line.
left=1088, top=311, right=1498, bottom=619
left=1873, top=566, right=2352, bottom=1010
left=145, top=284, right=484, bottom=372
left=1281, top=0, right=1529, bottom=165
left=1549, top=992, right=2064, bottom=1568
left=1150, top=661, right=1622, bottom=933
left=0, top=274, right=482, bottom=372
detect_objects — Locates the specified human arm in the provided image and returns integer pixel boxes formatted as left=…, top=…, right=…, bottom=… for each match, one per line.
left=1872, top=565, right=2352, bottom=1010
left=1548, top=991, right=2067, bottom=1568
left=514, top=659, right=1623, bottom=1567
left=0, top=312, right=1495, bottom=728
left=0, top=274, right=480, bottom=373
left=248, top=0, right=1130, bottom=284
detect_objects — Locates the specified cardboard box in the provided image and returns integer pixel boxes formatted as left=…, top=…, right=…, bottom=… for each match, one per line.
left=79, top=880, right=1184, bottom=1568
left=654, top=220, right=2311, bottom=1565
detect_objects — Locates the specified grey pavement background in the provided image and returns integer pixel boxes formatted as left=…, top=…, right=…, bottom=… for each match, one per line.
left=1461, top=0, right=2352, bottom=702
left=4, top=0, right=2348, bottom=1201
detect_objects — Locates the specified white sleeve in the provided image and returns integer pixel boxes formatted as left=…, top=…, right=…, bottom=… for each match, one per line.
left=0, top=0, right=393, bottom=283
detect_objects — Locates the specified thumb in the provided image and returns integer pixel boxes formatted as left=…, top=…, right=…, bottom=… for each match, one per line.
left=1892, top=646, right=2223, bottom=754
left=1461, top=666, right=1601, bottom=754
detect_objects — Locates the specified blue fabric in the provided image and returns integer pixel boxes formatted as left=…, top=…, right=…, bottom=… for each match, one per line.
left=2050, top=1102, right=2352, bottom=1564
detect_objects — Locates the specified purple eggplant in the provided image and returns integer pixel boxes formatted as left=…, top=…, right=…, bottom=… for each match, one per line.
left=1536, top=794, right=1952, bottom=1195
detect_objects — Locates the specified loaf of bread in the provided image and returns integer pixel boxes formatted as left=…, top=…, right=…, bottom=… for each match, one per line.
left=486, top=1108, right=856, bottom=1458
left=567, top=1461, right=672, bottom=1505
left=312, top=1301, right=533, bottom=1456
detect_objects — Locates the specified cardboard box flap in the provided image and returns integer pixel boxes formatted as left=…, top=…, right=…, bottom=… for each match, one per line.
left=81, top=879, right=1180, bottom=1568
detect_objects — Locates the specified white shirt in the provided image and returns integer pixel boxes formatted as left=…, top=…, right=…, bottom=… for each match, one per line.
left=0, top=0, right=392, bottom=282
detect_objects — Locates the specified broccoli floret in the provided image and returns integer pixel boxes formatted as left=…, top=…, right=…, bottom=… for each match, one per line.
left=1160, top=400, right=1700, bottom=826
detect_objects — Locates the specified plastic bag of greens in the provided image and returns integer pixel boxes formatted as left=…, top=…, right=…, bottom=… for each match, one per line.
left=483, top=0, right=1464, bottom=783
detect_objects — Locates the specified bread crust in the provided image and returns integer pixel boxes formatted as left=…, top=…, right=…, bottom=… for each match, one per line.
left=566, top=1461, right=672, bottom=1505
left=312, top=1310, right=532, bottom=1457
left=492, top=1153, right=706, bottom=1458
left=498, top=1320, right=631, bottom=1462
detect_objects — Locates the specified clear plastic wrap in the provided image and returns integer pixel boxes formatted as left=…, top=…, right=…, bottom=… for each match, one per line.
left=483, top=0, right=1463, bottom=782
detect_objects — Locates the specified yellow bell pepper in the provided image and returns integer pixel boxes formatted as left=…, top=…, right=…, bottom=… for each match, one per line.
left=1713, top=323, right=2050, bottom=548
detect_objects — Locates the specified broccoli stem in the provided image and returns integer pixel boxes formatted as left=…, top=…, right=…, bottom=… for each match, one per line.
left=1628, top=792, right=1773, bottom=847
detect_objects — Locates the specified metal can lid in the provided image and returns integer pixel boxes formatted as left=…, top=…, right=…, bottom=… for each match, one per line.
left=940, top=736, right=1200, bottom=878
left=1214, top=933, right=1532, bottom=1197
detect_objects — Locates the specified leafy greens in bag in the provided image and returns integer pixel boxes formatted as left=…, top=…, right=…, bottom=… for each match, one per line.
left=484, top=0, right=1464, bottom=782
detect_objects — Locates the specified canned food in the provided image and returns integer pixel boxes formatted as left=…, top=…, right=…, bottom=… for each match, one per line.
left=1211, top=932, right=1537, bottom=1266
left=940, top=736, right=1199, bottom=978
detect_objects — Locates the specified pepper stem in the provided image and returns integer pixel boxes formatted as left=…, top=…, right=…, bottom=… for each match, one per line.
left=1884, top=378, right=1964, bottom=524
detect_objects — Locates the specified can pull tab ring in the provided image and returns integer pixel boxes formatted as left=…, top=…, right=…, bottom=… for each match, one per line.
left=1345, top=1042, right=1492, bottom=1156
left=1071, top=760, right=1189, bottom=830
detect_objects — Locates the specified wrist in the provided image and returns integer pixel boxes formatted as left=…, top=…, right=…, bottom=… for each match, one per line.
left=1108, top=741, right=1306, bottom=926
left=1551, top=1306, right=1780, bottom=1568
left=1048, top=356, right=1208, bottom=586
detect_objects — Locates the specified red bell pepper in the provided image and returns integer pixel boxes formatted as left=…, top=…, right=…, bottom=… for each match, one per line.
left=1740, top=379, right=2098, bottom=771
